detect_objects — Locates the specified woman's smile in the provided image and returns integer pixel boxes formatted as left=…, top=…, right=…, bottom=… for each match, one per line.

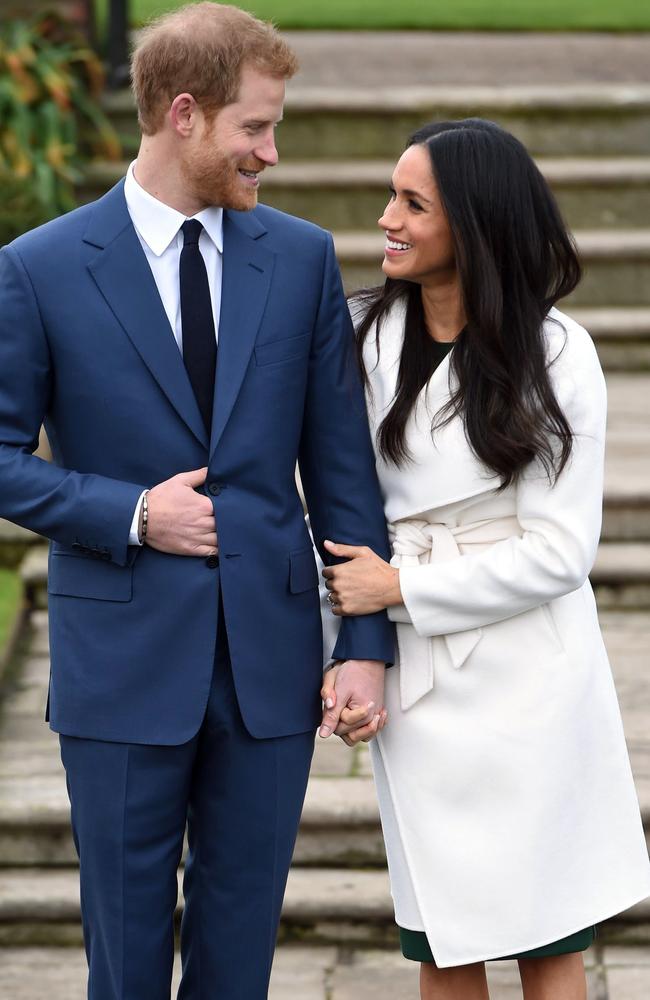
left=384, top=237, right=414, bottom=257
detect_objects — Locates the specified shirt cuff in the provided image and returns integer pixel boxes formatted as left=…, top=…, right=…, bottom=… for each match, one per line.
left=128, top=490, right=148, bottom=546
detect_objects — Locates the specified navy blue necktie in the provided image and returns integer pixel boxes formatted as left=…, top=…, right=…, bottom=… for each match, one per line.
left=180, top=219, right=217, bottom=434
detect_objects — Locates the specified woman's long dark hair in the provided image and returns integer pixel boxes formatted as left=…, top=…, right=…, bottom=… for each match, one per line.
left=354, top=118, right=581, bottom=488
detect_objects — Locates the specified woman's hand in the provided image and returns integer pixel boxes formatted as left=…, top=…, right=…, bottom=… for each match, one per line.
left=322, top=540, right=402, bottom=615
left=320, top=663, right=388, bottom=746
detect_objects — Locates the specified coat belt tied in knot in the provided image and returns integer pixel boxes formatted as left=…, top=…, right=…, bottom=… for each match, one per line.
left=387, top=516, right=521, bottom=710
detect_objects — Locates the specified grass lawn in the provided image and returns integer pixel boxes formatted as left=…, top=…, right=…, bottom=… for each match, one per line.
left=98, top=0, right=650, bottom=31
left=0, top=569, right=22, bottom=659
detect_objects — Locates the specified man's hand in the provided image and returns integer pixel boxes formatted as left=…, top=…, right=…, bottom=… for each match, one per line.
left=319, top=659, right=387, bottom=746
left=145, top=467, right=218, bottom=557
left=322, top=540, right=402, bottom=615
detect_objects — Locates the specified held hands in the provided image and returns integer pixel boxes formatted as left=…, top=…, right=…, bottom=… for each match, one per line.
left=145, top=467, right=219, bottom=557
left=319, top=541, right=398, bottom=745
left=320, top=660, right=388, bottom=746
left=322, top=540, right=402, bottom=615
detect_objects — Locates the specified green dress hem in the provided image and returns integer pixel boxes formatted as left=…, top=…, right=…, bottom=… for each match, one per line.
left=399, top=925, right=596, bottom=964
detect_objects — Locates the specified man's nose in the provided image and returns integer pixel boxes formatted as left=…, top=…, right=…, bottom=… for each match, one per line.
left=256, top=131, right=279, bottom=167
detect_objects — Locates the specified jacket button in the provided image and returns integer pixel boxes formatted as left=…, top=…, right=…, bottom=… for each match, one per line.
left=208, top=483, right=222, bottom=496
left=205, top=554, right=219, bottom=569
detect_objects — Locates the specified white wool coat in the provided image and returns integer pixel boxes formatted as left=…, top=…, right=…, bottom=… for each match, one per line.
left=321, top=301, right=650, bottom=967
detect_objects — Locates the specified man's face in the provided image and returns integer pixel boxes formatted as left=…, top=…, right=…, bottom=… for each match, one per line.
left=181, top=64, right=285, bottom=210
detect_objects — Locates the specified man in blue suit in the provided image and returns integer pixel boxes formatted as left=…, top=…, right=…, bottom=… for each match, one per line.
left=0, top=4, right=393, bottom=997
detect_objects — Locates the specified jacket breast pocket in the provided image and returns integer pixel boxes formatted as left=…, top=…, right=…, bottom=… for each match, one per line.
left=254, top=332, right=311, bottom=367
left=288, top=547, right=319, bottom=594
left=48, top=553, right=133, bottom=602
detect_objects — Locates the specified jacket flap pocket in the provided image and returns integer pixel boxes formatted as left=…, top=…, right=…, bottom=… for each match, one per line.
left=255, top=333, right=310, bottom=367
left=48, top=554, right=133, bottom=602
left=289, top=547, right=319, bottom=594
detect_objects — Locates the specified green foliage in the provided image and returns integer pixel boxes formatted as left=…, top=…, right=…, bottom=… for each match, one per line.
left=0, top=10, right=121, bottom=229
left=102, top=0, right=650, bottom=31
left=0, top=172, right=51, bottom=246
left=0, top=569, right=22, bottom=658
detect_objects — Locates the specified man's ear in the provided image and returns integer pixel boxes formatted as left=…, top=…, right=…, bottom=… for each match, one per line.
left=169, top=93, right=198, bottom=137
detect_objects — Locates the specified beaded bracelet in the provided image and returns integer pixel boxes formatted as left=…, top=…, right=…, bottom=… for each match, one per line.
left=141, top=490, right=150, bottom=543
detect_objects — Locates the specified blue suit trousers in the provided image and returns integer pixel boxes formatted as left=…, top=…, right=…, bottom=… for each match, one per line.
left=60, top=598, right=315, bottom=999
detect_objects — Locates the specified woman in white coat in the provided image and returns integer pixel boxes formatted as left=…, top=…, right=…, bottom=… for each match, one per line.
left=320, top=119, right=650, bottom=1000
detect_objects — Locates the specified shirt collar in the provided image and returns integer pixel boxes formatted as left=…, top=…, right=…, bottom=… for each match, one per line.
left=124, top=160, right=224, bottom=256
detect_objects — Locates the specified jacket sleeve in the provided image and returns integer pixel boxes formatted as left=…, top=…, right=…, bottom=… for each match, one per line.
left=398, top=325, right=607, bottom=636
left=0, top=245, right=145, bottom=567
left=298, top=233, right=394, bottom=664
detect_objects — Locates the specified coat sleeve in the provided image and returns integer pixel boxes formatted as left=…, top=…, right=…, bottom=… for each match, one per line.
left=398, top=324, right=607, bottom=636
left=298, top=233, right=394, bottom=664
left=0, top=245, right=145, bottom=567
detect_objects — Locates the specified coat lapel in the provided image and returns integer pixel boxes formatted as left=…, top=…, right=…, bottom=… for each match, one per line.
left=364, top=299, right=501, bottom=519
left=209, top=210, right=273, bottom=459
left=84, top=180, right=209, bottom=450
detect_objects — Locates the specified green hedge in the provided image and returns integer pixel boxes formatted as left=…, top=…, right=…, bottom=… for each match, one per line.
left=0, top=569, right=22, bottom=658
left=98, top=0, right=650, bottom=31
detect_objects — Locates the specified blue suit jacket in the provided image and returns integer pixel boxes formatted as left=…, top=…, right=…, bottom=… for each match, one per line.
left=0, top=181, right=394, bottom=743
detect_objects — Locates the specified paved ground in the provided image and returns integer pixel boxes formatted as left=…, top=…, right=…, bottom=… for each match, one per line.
left=1, top=942, right=649, bottom=999
left=284, top=31, right=650, bottom=87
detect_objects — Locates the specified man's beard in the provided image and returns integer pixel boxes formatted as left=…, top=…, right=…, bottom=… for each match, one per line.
left=181, top=144, right=262, bottom=211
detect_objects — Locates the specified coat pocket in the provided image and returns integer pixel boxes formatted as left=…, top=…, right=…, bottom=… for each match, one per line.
left=539, top=601, right=565, bottom=655
left=48, top=553, right=133, bottom=602
left=254, top=332, right=311, bottom=367
left=288, top=547, right=319, bottom=594
left=481, top=601, right=565, bottom=661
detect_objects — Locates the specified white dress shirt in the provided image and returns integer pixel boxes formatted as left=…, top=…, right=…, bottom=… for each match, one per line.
left=123, top=161, right=224, bottom=544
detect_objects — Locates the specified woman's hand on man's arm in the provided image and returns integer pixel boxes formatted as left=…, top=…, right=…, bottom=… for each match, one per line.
left=321, top=540, right=402, bottom=615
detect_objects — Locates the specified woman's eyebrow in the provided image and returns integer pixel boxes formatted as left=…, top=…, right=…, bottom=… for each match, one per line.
left=389, top=181, right=433, bottom=205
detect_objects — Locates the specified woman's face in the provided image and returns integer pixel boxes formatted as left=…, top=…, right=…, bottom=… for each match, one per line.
left=379, top=144, right=456, bottom=286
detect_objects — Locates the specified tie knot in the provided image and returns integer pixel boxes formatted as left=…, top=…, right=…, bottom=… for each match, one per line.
left=182, top=219, right=203, bottom=246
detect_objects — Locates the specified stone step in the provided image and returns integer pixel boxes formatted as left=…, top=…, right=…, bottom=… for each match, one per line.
left=590, top=544, right=650, bottom=609
left=333, top=229, right=650, bottom=306
left=0, top=776, right=386, bottom=869
left=79, top=157, right=650, bottom=231
left=102, top=85, right=650, bottom=158
left=17, top=541, right=650, bottom=614
left=571, top=308, right=650, bottom=371
left=2, top=764, right=648, bottom=871
left=0, top=866, right=647, bottom=949
left=2, top=608, right=649, bottom=869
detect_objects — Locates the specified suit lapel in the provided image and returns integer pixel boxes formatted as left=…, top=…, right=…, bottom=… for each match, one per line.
left=209, top=210, right=273, bottom=459
left=84, top=181, right=209, bottom=451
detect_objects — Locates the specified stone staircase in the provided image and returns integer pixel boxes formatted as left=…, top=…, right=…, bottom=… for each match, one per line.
left=84, top=85, right=650, bottom=351
left=0, top=608, right=649, bottom=998
left=1, top=31, right=650, bottom=1000
left=48, top=70, right=650, bottom=618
